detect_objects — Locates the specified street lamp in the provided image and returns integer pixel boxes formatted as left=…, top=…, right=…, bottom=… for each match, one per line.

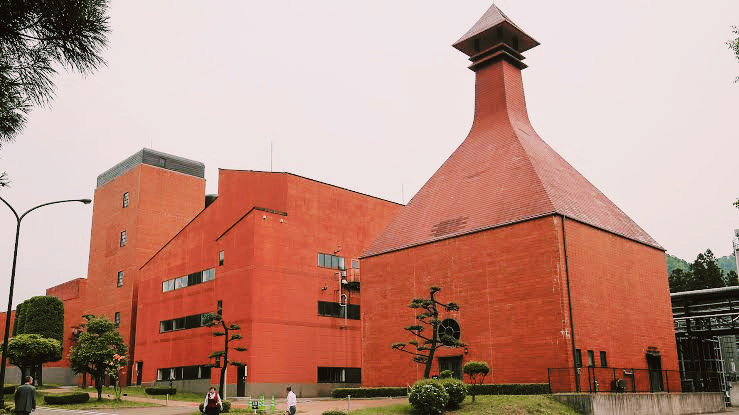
left=0, top=196, right=91, bottom=404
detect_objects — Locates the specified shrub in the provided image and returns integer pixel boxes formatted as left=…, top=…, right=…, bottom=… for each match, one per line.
left=408, top=380, right=449, bottom=415
left=331, top=387, right=407, bottom=398
left=322, top=411, right=347, bottom=415
left=439, top=370, right=453, bottom=379
left=438, top=378, right=466, bottom=409
left=199, top=400, right=231, bottom=413
left=145, top=386, right=176, bottom=395
left=44, top=392, right=90, bottom=404
left=2, top=385, right=16, bottom=394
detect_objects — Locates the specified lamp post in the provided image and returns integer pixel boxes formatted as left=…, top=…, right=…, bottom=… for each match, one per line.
left=0, top=196, right=91, bottom=403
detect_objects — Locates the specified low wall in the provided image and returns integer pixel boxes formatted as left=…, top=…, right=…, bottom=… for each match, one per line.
left=731, top=381, right=739, bottom=406
left=553, top=392, right=724, bottom=415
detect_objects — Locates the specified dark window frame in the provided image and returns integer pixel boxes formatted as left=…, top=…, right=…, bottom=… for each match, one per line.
left=587, top=350, right=595, bottom=367
left=219, top=251, right=224, bottom=266
left=117, top=271, right=124, bottom=287
left=156, top=365, right=211, bottom=381
left=162, top=268, right=216, bottom=293
left=122, top=192, right=129, bottom=208
left=317, top=253, right=345, bottom=270
left=575, top=349, right=582, bottom=368
left=600, top=351, right=608, bottom=368
left=317, top=301, right=360, bottom=320
left=317, top=367, right=361, bottom=383
left=160, top=312, right=209, bottom=333
left=114, top=312, right=121, bottom=327
left=120, top=230, right=127, bottom=247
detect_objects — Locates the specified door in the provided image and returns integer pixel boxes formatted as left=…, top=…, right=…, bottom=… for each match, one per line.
left=136, top=361, right=143, bottom=386
left=438, top=356, right=463, bottom=379
left=237, top=365, right=246, bottom=397
left=646, top=354, right=663, bottom=392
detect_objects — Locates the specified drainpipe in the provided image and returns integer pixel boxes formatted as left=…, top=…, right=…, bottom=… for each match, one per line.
left=561, top=215, right=579, bottom=392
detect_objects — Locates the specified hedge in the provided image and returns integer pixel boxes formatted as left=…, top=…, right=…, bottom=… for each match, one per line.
left=322, top=411, right=347, bottom=415
left=44, top=392, right=90, bottom=404
left=199, top=400, right=231, bottom=413
left=145, top=386, right=177, bottom=395
left=471, top=383, right=550, bottom=395
left=331, top=387, right=407, bottom=398
left=2, top=385, right=16, bottom=394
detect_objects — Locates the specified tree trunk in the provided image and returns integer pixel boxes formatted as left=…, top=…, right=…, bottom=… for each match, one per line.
left=95, top=375, right=103, bottom=400
left=36, top=364, right=43, bottom=386
left=82, top=372, right=87, bottom=388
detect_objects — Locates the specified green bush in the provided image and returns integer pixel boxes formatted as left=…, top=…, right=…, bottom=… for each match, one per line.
left=331, top=387, right=407, bottom=398
left=2, top=385, right=16, bottom=394
left=198, top=400, right=231, bottom=413
left=322, top=411, right=347, bottom=415
left=438, top=378, right=466, bottom=409
left=44, top=392, right=90, bottom=404
left=145, top=386, right=176, bottom=395
left=409, top=380, right=449, bottom=415
left=471, top=383, right=550, bottom=395
left=439, top=370, right=453, bottom=379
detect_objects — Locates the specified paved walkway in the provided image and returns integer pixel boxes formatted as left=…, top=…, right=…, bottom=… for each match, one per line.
left=40, top=388, right=407, bottom=415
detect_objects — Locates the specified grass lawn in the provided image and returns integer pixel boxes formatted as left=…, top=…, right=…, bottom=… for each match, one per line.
left=3, top=392, right=157, bottom=410
left=72, top=385, right=205, bottom=402
left=347, top=395, right=581, bottom=415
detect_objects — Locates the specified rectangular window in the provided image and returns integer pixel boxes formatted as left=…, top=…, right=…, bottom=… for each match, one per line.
left=587, top=350, right=595, bottom=367
left=351, top=259, right=359, bottom=269
left=317, top=301, right=360, bottom=320
left=114, top=312, right=121, bottom=326
left=158, top=157, right=166, bottom=167
left=160, top=313, right=209, bottom=333
left=318, top=253, right=345, bottom=270
left=120, top=230, right=127, bottom=247
left=600, top=351, right=608, bottom=368
left=219, top=251, right=224, bottom=266
left=155, top=365, right=211, bottom=381
left=122, top=192, right=129, bottom=208
left=317, top=367, right=361, bottom=383
left=162, top=268, right=216, bottom=292
left=117, top=271, right=124, bottom=287
left=575, top=349, right=582, bottom=368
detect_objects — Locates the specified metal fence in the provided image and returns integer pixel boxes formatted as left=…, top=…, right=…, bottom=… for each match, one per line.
left=548, top=367, right=722, bottom=394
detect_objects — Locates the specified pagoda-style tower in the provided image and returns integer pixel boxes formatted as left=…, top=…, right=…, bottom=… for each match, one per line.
left=361, top=4, right=677, bottom=391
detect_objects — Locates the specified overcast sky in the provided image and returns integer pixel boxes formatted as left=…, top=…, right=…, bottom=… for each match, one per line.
left=0, top=0, right=738, bottom=308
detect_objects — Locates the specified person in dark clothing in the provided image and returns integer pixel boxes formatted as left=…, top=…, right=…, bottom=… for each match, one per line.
left=14, top=376, right=36, bottom=415
left=202, top=386, right=222, bottom=415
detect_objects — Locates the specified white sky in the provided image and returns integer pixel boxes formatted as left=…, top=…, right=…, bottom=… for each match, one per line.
left=0, top=0, right=738, bottom=308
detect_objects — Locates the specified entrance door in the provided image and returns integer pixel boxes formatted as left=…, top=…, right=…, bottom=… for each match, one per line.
left=136, top=361, right=143, bottom=386
left=237, top=365, right=246, bottom=397
left=438, top=356, right=463, bottom=379
left=646, top=354, right=663, bottom=392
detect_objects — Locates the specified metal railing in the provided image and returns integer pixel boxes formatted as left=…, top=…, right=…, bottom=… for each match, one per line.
left=548, top=367, right=721, bottom=394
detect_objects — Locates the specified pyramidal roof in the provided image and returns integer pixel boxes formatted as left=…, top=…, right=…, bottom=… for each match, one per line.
left=363, top=5, right=661, bottom=258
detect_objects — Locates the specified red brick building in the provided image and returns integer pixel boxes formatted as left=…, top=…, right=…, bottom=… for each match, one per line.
left=133, top=169, right=400, bottom=396
left=360, top=4, right=678, bottom=391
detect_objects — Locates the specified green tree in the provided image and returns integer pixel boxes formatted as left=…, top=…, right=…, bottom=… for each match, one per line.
left=11, top=296, right=64, bottom=385
left=204, top=310, right=247, bottom=398
left=1, top=334, right=61, bottom=383
left=392, top=286, right=466, bottom=379
left=69, top=315, right=128, bottom=401
left=668, top=268, right=694, bottom=293
left=729, top=26, right=739, bottom=82
left=668, top=249, right=737, bottom=292
left=463, top=361, right=490, bottom=402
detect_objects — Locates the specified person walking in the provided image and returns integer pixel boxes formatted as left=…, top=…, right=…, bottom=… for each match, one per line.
left=202, top=386, right=223, bottom=415
left=286, top=386, right=297, bottom=415
left=14, top=376, right=36, bottom=415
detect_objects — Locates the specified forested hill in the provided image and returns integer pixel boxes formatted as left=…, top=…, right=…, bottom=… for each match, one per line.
left=667, top=253, right=736, bottom=275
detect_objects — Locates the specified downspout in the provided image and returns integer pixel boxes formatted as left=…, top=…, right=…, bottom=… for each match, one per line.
left=561, top=214, right=579, bottom=391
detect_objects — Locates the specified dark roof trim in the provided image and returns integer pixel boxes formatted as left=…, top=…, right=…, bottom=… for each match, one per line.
left=216, top=206, right=288, bottom=241
left=97, top=148, right=204, bottom=188
left=361, top=212, right=665, bottom=259
left=219, top=169, right=403, bottom=207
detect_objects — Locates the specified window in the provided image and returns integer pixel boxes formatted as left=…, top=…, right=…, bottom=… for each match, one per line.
left=119, top=230, right=127, bottom=247
left=219, top=251, right=224, bottom=266
left=351, top=259, right=359, bottom=269
left=574, top=349, right=582, bottom=368
left=438, top=319, right=461, bottom=342
left=317, top=301, right=360, bottom=320
left=160, top=312, right=210, bottom=333
left=122, top=192, right=129, bottom=208
left=158, top=157, right=166, bottom=167
left=117, top=271, right=124, bottom=287
left=600, top=351, right=608, bottom=368
left=317, top=367, right=361, bottom=383
left=318, top=253, right=345, bottom=270
left=156, top=365, right=211, bottom=381
left=162, top=268, right=216, bottom=292
left=114, top=312, right=121, bottom=326
left=587, top=350, right=595, bottom=367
